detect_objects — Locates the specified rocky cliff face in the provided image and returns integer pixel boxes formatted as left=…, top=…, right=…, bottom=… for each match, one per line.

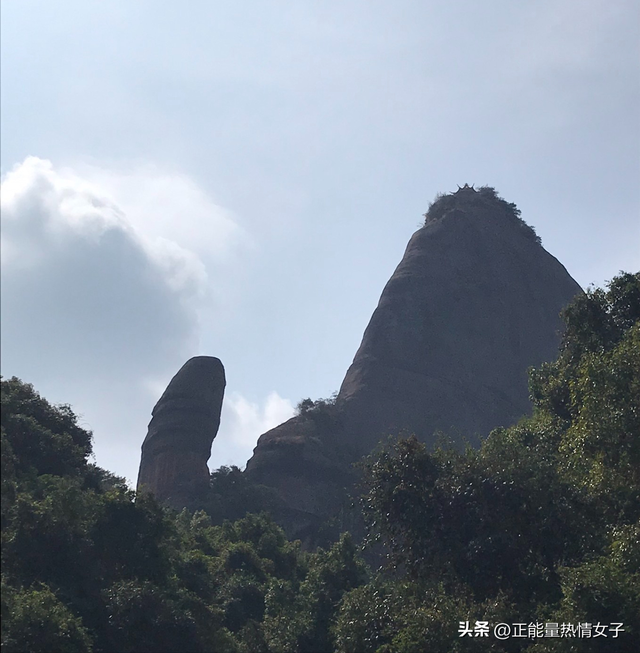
left=137, top=356, right=225, bottom=511
left=336, top=187, right=582, bottom=454
left=137, top=188, right=583, bottom=539
left=244, top=187, right=582, bottom=536
left=242, top=403, right=356, bottom=543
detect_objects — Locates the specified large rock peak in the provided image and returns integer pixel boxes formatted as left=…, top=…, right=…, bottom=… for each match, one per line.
left=244, top=188, right=582, bottom=534
left=137, top=356, right=225, bottom=510
left=336, top=187, right=581, bottom=454
left=136, top=188, right=582, bottom=538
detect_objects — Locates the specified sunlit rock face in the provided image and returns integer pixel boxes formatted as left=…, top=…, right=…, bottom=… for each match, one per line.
left=245, top=187, right=582, bottom=538
left=137, top=356, right=225, bottom=510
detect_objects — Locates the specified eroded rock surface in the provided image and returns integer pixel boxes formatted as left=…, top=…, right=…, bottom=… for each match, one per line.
left=137, top=356, right=225, bottom=510
left=245, top=188, right=582, bottom=538
left=243, top=405, right=356, bottom=543
left=337, top=192, right=582, bottom=455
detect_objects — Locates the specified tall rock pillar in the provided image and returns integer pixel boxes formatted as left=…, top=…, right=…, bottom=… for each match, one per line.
left=137, top=356, right=226, bottom=510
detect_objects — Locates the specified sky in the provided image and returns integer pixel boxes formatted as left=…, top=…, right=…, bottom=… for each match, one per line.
left=1, top=0, right=639, bottom=486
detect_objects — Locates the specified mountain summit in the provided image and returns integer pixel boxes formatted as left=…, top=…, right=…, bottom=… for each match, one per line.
left=243, top=187, right=582, bottom=536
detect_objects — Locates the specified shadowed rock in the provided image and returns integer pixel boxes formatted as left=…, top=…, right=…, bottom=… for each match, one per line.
left=243, top=406, right=356, bottom=544
left=245, top=187, right=583, bottom=538
left=137, top=356, right=225, bottom=510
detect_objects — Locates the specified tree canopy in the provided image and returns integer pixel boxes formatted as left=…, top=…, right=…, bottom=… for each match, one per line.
left=424, top=185, right=541, bottom=244
left=349, top=273, right=639, bottom=651
left=2, top=272, right=638, bottom=651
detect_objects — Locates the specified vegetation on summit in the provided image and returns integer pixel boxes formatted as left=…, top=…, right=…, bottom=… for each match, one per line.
left=2, top=272, right=638, bottom=651
left=424, top=185, right=542, bottom=244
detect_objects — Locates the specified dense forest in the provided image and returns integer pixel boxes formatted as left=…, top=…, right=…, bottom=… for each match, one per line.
left=2, top=273, right=639, bottom=652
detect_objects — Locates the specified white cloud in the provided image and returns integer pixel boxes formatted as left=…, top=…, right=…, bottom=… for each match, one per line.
left=213, top=391, right=295, bottom=469
left=0, top=156, right=247, bottom=483
left=1, top=157, right=209, bottom=291
left=76, top=162, right=249, bottom=262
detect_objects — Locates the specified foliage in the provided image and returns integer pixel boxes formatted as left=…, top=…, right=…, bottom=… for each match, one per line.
left=1, top=377, right=92, bottom=479
left=2, top=272, right=638, bottom=651
left=334, top=581, right=516, bottom=653
left=295, top=392, right=341, bottom=425
left=424, top=185, right=541, bottom=244
left=351, top=272, right=640, bottom=651
left=204, top=465, right=283, bottom=525
left=1, top=583, right=93, bottom=653
left=530, top=273, right=640, bottom=523
left=1, top=377, right=366, bottom=652
left=263, top=532, right=368, bottom=652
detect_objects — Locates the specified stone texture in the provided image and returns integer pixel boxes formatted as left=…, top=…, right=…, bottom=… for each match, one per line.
left=137, top=356, right=225, bottom=510
left=245, top=188, right=583, bottom=537
left=243, top=408, right=356, bottom=542
left=337, top=195, right=582, bottom=455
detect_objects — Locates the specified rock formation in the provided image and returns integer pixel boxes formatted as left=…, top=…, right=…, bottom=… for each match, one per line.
left=336, top=186, right=582, bottom=455
left=137, top=356, right=225, bottom=511
left=244, top=187, right=582, bottom=537
left=136, top=187, right=583, bottom=539
left=243, top=402, right=356, bottom=543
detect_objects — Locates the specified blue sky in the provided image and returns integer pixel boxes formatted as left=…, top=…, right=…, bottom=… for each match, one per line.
left=2, top=0, right=638, bottom=484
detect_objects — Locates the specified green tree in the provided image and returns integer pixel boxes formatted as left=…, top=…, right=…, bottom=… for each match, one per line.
left=1, top=584, right=93, bottom=653
left=354, top=273, right=640, bottom=651
left=263, top=532, right=368, bottom=652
